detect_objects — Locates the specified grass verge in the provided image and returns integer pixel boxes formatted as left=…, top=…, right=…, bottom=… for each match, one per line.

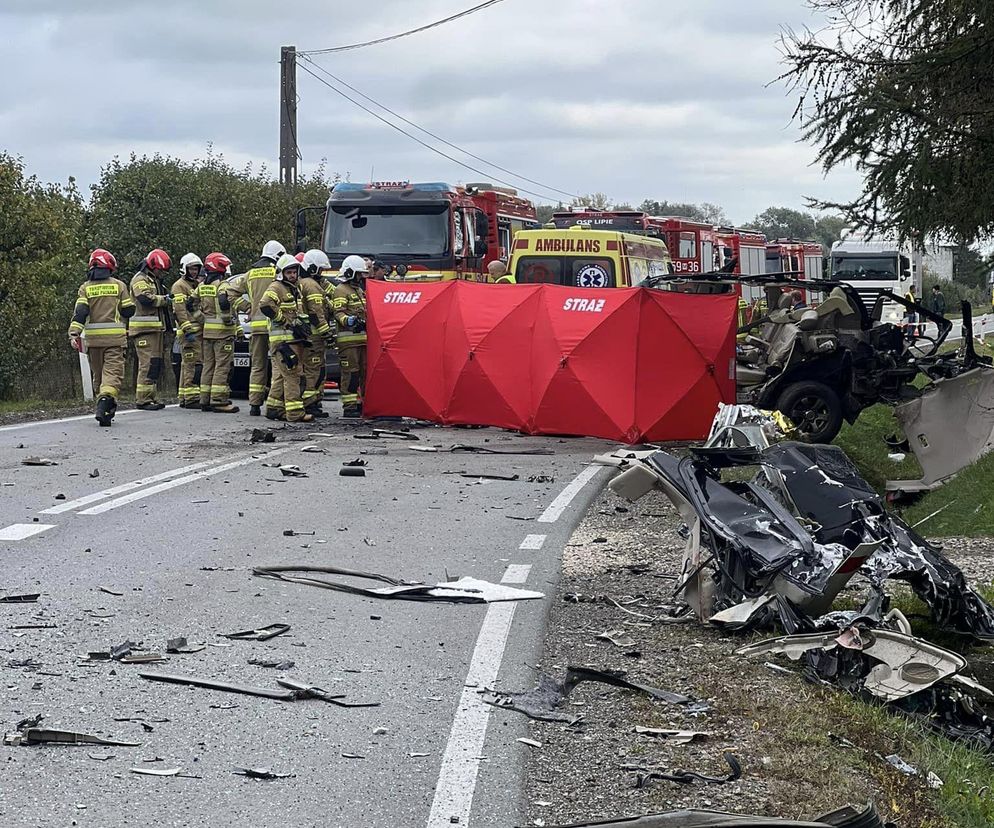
left=0, top=397, right=86, bottom=416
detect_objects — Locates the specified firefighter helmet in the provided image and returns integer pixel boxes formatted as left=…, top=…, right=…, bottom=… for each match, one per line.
left=179, top=253, right=203, bottom=277
left=144, top=248, right=171, bottom=272
left=302, top=249, right=331, bottom=276
left=275, top=253, right=300, bottom=281
left=341, top=254, right=369, bottom=279
left=262, top=240, right=286, bottom=261
left=204, top=252, right=232, bottom=276
left=88, top=248, right=118, bottom=272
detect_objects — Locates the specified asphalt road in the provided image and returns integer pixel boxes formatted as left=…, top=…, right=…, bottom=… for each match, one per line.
left=0, top=403, right=613, bottom=827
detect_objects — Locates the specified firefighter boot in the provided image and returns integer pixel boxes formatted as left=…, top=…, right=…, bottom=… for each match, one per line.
left=250, top=405, right=261, bottom=417
left=265, top=409, right=285, bottom=421
left=305, top=403, right=329, bottom=418
left=201, top=402, right=213, bottom=412
left=341, top=404, right=361, bottom=419
left=95, top=395, right=114, bottom=427
left=136, top=401, right=165, bottom=411
left=212, top=403, right=241, bottom=414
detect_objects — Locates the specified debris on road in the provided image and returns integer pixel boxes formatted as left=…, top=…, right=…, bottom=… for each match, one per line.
left=596, top=629, right=636, bottom=648
left=232, top=766, right=294, bottom=780
left=459, top=472, right=519, bottom=481
left=89, top=468, right=100, bottom=478
left=631, top=751, right=741, bottom=787
left=222, top=623, right=290, bottom=641
left=165, top=637, right=204, bottom=654
left=340, top=466, right=366, bottom=477
left=528, top=475, right=555, bottom=483
left=0, top=592, right=40, bottom=603
left=545, top=802, right=885, bottom=827
left=450, top=444, right=554, bottom=456
left=279, top=465, right=308, bottom=478
left=21, top=456, right=58, bottom=466
left=139, top=672, right=379, bottom=708
left=98, top=586, right=124, bottom=597
left=632, top=727, right=709, bottom=744
left=343, top=458, right=367, bottom=467
left=5, top=727, right=141, bottom=747
left=250, top=428, right=277, bottom=443
left=253, top=564, right=544, bottom=604
left=517, top=737, right=543, bottom=748
left=249, top=658, right=295, bottom=670
left=483, top=665, right=699, bottom=723
left=283, top=529, right=315, bottom=537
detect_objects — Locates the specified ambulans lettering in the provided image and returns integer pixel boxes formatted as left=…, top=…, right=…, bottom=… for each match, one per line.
left=534, top=238, right=602, bottom=253
left=562, top=298, right=606, bottom=312
left=383, top=291, right=422, bottom=304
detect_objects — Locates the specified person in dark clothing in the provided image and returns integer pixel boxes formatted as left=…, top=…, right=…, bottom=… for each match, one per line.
left=931, top=284, right=947, bottom=318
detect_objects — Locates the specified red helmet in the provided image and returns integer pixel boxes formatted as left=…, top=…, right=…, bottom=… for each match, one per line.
left=294, top=252, right=305, bottom=263
left=145, top=248, right=171, bottom=271
left=204, top=252, right=232, bottom=275
left=88, top=248, right=117, bottom=272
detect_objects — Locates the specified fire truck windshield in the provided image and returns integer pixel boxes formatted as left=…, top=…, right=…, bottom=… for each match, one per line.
left=324, top=205, right=449, bottom=257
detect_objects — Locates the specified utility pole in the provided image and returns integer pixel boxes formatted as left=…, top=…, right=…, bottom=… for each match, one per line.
left=279, top=45, right=298, bottom=187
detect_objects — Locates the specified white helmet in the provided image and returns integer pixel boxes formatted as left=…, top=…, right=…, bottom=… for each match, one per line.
left=179, top=253, right=203, bottom=277
left=302, top=248, right=331, bottom=276
left=262, top=240, right=286, bottom=261
left=341, top=254, right=369, bottom=279
left=275, top=253, right=300, bottom=280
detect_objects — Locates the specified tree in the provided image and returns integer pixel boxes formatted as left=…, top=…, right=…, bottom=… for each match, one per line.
left=748, top=206, right=817, bottom=242
left=782, top=1, right=994, bottom=244
left=638, top=200, right=728, bottom=225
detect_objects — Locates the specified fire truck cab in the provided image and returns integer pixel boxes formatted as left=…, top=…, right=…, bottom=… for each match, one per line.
left=304, top=181, right=537, bottom=281
left=766, top=239, right=824, bottom=280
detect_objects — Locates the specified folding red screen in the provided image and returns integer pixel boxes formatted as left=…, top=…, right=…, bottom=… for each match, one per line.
left=364, top=281, right=737, bottom=443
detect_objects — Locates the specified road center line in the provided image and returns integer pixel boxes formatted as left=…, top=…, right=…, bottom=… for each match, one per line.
left=519, top=534, right=546, bottom=551
left=40, top=458, right=223, bottom=514
left=426, top=563, right=532, bottom=828
left=0, top=523, right=56, bottom=541
left=77, top=446, right=296, bottom=515
left=537, top=465, right=600, bottom=523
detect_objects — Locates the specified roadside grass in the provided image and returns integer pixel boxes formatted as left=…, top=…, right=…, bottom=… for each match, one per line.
left=902, top=452, right=994, bottom=537
left=0, top=397, right=87, bottom=416
left=835, top=403, right=922, bottom=492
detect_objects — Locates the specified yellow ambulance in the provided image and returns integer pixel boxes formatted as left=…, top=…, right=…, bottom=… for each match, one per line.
left=505, top=226, right=672, bottom=288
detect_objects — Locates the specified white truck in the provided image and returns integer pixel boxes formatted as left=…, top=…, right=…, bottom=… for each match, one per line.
left=829, top=234, right=921, bottom=324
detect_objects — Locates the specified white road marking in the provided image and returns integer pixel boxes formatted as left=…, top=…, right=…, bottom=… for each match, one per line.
left=40, top=458, right=221, bottom=514
left=77, top=446, right=296, bottom=515
left=0, top=523, right=56, bottom=541
left=537, top=465, right=600, bottom=523
left=519, top=534, right=546, bottom=551
left=0, top=405, right=178, bottom=433
left=426, top=563, right=533, bottom=828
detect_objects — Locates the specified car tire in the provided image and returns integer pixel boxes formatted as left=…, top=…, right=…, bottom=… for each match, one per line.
left=775, top=381, right=844, bottom=444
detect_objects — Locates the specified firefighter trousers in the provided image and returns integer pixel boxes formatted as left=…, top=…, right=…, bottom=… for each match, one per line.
left=178, top=335, right=203, bottom=406
left=301, top=336, right=326, bottom=408
left=87, top=345, right=125, bottom=400
left=338, top=344, right=366, bottom=410
left=266, top=346, right=306, bottom=422
left=132, top=332, right=164, bottom=403
left=249, top=333, right=269, bottom=407
left=200, top=338, right=235, bottom=407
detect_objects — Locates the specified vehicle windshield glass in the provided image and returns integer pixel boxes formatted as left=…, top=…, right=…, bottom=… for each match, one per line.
left=832, top=256, right=898, bottom=280
left=325, top=205, right=449, bottom=257
left=515, top=257, right=616, bottom=287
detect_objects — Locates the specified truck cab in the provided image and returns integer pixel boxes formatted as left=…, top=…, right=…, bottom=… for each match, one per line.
left=829, top=235, right=918, bottom=325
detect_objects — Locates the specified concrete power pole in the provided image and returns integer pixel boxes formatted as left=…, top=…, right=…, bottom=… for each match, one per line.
left=280, top=45, right=298, bottom=187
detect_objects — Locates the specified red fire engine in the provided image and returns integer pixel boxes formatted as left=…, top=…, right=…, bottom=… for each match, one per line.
left=765, top=239, right=824, bottom=280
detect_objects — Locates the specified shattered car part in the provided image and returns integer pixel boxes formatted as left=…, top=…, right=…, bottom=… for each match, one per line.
left=545, top=801, right=888, bottom=827
left=5, top=728, right=141, bottom=747
left=253, top=565, right=543, bottom=603
left=165, top=637, right=205, bottom=654
left=21, top=456, right=58, bottom=466
left=460, top=472, right=520, bottom=481
left=232, top=766, right=293, bottom=780
left=250, top=428, right=277, bottom=443
left=483, top=665, right=698, bottom=723
left=279, top=465, right=308, bottom=477
left=249, top=658, right=295, bottom=670
left=597, top=629, right=637, bottom=648
left=633, top=752, right=741, bottom=787
left=138, top=672, right=379, bottom=708
left=0, top=592, right=40, bottom=603
left=222, top=623, right=290, bottom=641
left=633, top=727, right=709, bottom=744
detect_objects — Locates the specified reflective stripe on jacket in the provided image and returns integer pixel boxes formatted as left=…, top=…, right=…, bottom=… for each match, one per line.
left=197, top=282, right=236, bottom=339
left=68, top=277, right=134, bottom=347
left=260, top=280, right=302, bottom=349
left=171, top=276, right=203, bottom=335
left=332, top=281, right=367, bottom=346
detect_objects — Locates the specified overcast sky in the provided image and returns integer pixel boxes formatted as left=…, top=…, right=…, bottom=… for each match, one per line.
left=0, top=0, right=857, bottom=223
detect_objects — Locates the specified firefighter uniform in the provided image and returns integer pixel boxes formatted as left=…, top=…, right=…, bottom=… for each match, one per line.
left=224, top=256, right=278, bottom=410
left=171, top=275, right=204, bottom=407
left=198, top=279, right=238, bottom=411
left=68, top=270, right=135, bottom=426
left=332, top=280, right=367, bottom=415
left=260, top=278, right=310, bottom=422
left=128, top=269, right=171, bottom=406
left=299, top=273, right=333, bottom=414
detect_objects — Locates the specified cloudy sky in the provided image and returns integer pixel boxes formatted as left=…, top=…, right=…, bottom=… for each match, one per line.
left=0, top=0, right=857, bottom=223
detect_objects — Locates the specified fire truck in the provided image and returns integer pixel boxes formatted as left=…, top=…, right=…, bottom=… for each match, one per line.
left=297, top=181, right=538, bottom=281
left=766, top=239, right=824, bottom=280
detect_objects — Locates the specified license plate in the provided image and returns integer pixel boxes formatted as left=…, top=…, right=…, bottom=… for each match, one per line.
left=233, top=355, right=249, bottom=367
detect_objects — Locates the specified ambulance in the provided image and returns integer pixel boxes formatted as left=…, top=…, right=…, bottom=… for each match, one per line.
left=506, top=227, right=672, bottom=288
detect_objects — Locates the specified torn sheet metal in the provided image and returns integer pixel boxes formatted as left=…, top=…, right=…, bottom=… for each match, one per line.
left=545, top=801, right=888, bottom=827
left=232, top=766, right=294, bottom=779
left=5, top=728, right=141, bottom=747
left=633, top=727, right=709, bottom=743
left=252, top=565, right=543, bottom=603
left=138, top=672, right=379, bottom=708
left=483, top=665, right=699, bottom=723
left=633, top=752, right=741, bottom=787
left=223, top=624, right=290, bottom=641
left=0, top=592, right=40, bottom=603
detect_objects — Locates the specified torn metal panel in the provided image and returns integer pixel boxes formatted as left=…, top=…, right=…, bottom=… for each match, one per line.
left=633, top=727, right=709, bottom=744
left=5, top=728, right=141, bottom=747
left=0, top=593, right=40, bottom=603
left=633, top=752, right=741, bottom=787
left=223, top=624, right=290, bottom=641
left=252, top=565, right=543, bottom=603
left=138, top=672, right=380, bottom=708
left=547, top=801, right=886, bottom=826
left=232, top=766, right=293, bottom=779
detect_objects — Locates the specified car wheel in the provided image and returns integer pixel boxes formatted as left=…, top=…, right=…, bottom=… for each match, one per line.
left=775, top=381, right=844, bottom=443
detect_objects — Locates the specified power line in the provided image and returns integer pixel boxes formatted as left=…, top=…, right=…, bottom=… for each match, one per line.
left=300, top=55, right=579, bottom=200
left=296, top=60, right=567, bottom=203
left=299, top=1, right=504, bottom=56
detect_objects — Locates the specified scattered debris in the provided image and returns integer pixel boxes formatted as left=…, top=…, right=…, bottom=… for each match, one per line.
left=250, top=428, right=276, bottom=444
left=483, top=665, right=700, bottom=723
left=341, top=752, right=365, bottom=759
left=21, top=456, right=58, bottom=466
left=882, top=753, right=918, bottom=776
left=249, top=658, right=295, bottom=670
left=98, top=586, right=124, bottom=597
left=223, top=623, right=290, bottom=641
left=340, top=467, right=366, bottom=477
left=279, top=465, right=308, bottom=478
left=517, top=738, right=542, bottom=748
left=459, top=473, right=519, bottom=481
left=372, top=727, right=388, bottom=735
left=300, top=445, right=325, bottom=453
left=450, top=444, right=553, bottom=456
left=5, top=728, right=141, bottom=747
left=633, top=727, right=709, bottom=744
left=283, top=529, right=315, bottom=537
left=0, top=593, right=40, bottom=603
left=88, top=752, right=115, bottom=761
left=546, top=802, right=884, bottom=827
left=596, top=629, right=636, bottom=648
left=129, top=767, right=201, bottom=778
left=89, top=468, right=100, bottom=478
left=528, top=475, right=555, bottom=483
left=232, top=766, right=294, bottom=780
left=632, top=752, right=742, bottom=787
left=253, top=564, right=544, bottom=604
left=165, top=637, right=205, bottom=654
left=139, top=672, right=379, bottom=708
left=343, top=458, right=367, bottom=467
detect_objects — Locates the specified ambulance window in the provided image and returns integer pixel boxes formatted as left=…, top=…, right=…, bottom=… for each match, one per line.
left=516, top=258, right=562, bottom=284
left=572, top=259, right=615, bottom=288
left=678, top=232, right=697, bottom=259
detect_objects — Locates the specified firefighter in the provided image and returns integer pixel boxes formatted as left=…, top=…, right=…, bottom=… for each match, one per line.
left=221, top=240, right=286, bottom=416
left=332, top=254, right=369, bottom=419
left=260, top=253, right=314, bottom=424
left=172, top=253, right=205, bottom=408
left=129, top=248, right=172, bottom=410
left=198, top=252, right=240, bottom=413
left=68, top=249, right=136, bottom=427
left=299, top=249, right=335, bottom=418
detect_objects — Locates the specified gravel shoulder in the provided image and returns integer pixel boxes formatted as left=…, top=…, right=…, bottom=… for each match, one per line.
left=515, top=485, right=994, bottom=828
